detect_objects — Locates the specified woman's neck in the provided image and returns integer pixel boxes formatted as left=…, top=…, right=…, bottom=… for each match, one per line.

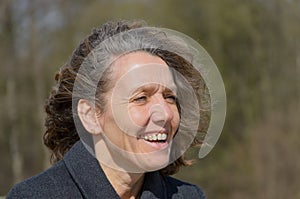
left=100, top=163, right=145, bottom=199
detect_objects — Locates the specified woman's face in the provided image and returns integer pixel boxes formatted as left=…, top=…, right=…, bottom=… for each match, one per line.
left=95, top=51, right=180, bottom=169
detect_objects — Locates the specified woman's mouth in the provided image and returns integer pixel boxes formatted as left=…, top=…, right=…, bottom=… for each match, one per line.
left=137, top=131, right=170, bottom=150
left=142, top=133, right=168, bottom=142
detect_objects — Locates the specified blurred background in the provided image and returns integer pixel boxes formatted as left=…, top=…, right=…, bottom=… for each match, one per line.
left=1, top=0, right=299, bottom=198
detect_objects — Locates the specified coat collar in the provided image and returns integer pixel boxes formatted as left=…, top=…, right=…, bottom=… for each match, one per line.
left=63, top=141, right=167, bottom=199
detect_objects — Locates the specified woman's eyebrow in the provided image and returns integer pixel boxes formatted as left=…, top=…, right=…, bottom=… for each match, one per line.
left=163, top=86, right=177, bottom=94
left=132, top=84, right=159, bottom=94
left=132, top=84, right=177, bottom=94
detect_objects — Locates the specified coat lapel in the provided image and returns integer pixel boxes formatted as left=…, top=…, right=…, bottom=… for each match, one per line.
left=140, top=172, right=168, bottom=199
left=63, top=141, right=169, bottom=199
left=63, top=141, right=120, bottom=198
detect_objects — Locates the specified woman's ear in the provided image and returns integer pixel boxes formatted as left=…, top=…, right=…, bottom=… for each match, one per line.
left=77, top=99, right=103, bottom=135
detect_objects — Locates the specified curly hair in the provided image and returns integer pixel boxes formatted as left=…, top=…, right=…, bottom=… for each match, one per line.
left=44, top=19, right=210, bottom=175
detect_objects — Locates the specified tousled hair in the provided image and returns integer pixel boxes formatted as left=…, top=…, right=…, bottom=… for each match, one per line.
left=44, top=20, right=210, bottom=175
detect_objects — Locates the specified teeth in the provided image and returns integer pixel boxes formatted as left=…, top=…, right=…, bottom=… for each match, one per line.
left=161, top=133, right=167, bottom=140
left=142, top=133, right=167, bottom=141
left=157, top=134, right=162, bottom=140
left=152, top=135, right=157, bottom=141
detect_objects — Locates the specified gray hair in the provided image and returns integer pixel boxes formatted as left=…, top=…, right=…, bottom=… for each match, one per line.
left=72, top=28, right=178, bottom=108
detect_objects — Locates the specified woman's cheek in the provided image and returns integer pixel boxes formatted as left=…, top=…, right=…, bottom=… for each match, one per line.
left=128, top=106, right=149, bottom=127
left=171, top=107, right=180, bottom=128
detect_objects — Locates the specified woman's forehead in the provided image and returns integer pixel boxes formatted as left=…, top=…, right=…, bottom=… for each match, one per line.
left=110, top=51, right=167, bottom=79
left=110, top=61, right=177, bottom=98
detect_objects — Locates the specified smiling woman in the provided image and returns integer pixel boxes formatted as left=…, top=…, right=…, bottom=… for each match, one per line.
left=83, top=53, right=182, bottom=173
left=6, top=19, right=214, bottom=199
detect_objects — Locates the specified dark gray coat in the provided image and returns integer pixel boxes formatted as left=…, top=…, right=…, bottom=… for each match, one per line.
left=7, top=141, right=206, bottom=199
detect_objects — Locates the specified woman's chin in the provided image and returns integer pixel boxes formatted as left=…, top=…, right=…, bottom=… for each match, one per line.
left=135, top=150, right=171, bottom=172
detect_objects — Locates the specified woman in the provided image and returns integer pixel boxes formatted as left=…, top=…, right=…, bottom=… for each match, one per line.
left=7, top=20, right=211, bottom=198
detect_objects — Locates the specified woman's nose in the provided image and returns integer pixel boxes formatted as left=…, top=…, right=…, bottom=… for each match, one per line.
left=149, top=100, right=174, bottom=124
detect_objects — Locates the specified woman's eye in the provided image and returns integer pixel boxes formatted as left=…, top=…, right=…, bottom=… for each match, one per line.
left=165, top=95, right=177, bottom=104
left=132, top=96, right=147, bottom=103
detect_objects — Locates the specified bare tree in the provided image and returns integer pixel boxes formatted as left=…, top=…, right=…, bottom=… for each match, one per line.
left=3, top=0, right=23, bottom=183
